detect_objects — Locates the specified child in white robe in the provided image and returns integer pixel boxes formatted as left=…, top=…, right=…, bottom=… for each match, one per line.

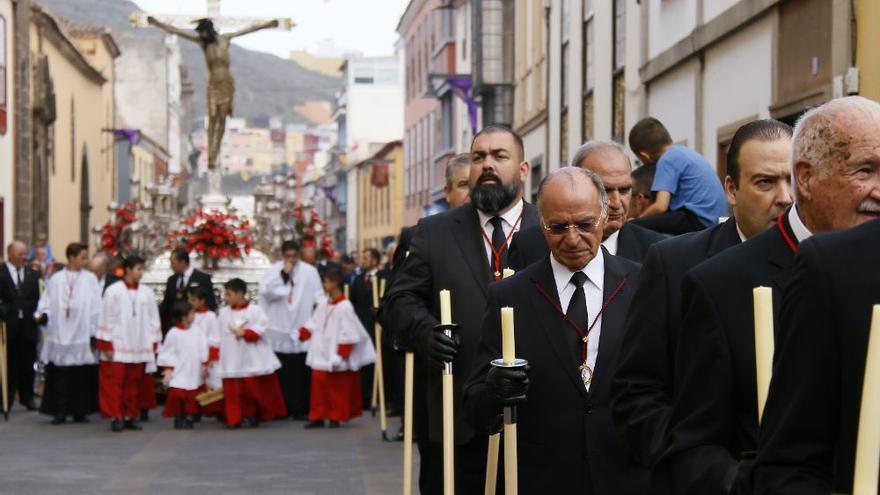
left=36, top=243, right=101, bottom=424
left=158, top=301, right=209, bottom=429
left=188, top=286, right=223, bottom=416
left=95, top=255, right=161, bottom=432
left=216, top=278, right=287, bottom=428
left=301, top=267, right=376, bottom=428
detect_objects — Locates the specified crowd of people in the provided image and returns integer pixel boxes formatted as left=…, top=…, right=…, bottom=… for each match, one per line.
left=0, top=94, right=878, bottom=495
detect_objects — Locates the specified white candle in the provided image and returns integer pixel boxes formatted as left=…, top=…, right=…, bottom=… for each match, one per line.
left=344, top=284, right=350, bottom=300
left=439, top=290, right=452, bottom=325
left=379, top=278, right=387, bottom=298
left=501, top=307, right=515, bottom=365
left=372, top=275, right=380, bottom=309
left=502, top=268, right=515, bottom=279
left=853, top=305, right=880, bottom=495
left=753, top=287, right=774, bottom=423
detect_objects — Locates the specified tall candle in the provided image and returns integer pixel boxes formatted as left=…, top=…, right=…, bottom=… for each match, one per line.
left=379, top=278, right=387, bottom=298
left=853, top=305, right=880, bottom=494
left=371, top=275, right=380, bottom=309
left=439, top=289, right=452, bottom=325
left=753, top=287, right=774, bottom=423
left=502, top=268, right=515, bottom=279
left=501, top=307, right=515, bottom=365
left=344, top=284, right=350, bottom=300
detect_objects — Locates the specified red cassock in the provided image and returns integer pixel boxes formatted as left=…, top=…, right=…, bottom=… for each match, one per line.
left=98, top=362, right=145, bottom=419
left=163, top=387, right=200, bottom=417
left=222, top=374, right=288, bottom=426
left=138, top=372, right=157, bottom=410
left=308, top=369, right=362, bottom=422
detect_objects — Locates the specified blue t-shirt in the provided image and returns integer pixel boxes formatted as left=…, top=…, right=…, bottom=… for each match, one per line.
left=651, top=145, right=728, bottom=227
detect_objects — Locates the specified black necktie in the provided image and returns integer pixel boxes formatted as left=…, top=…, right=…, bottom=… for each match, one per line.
left=489, top=216, right=507, bottom=271
left=15, top=268, right=21, bottom=289
left=178, top=274, right=185, bottom=290
left=565, top=272, right=589, bottom=365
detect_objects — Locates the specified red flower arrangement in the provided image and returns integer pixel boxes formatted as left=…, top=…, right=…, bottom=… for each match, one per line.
left=291, top=204, right=336, bottom=260
left=99, top=201, right=138, bottom=257
left=166, top=208, right=252, bottom=262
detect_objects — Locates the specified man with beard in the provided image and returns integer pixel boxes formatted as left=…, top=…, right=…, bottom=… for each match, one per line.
left=508, top=140, right=668, bottom=268
left=660, top=96, right=880, bottom=495
left=384, top=125, right=539, bottom=493
left=610, top=119, right=792, bottom=488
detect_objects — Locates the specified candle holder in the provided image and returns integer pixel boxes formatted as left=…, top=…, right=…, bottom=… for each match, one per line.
left=490, top=357, right=528, bottom=495
left=433, top=323, right=461, bottom=374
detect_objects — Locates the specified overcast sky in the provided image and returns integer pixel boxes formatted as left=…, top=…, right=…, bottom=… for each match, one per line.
left=133, top=0, right=409, bottom=58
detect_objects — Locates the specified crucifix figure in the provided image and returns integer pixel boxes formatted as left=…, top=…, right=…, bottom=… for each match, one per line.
left=146, top=16, right=280, bottom=170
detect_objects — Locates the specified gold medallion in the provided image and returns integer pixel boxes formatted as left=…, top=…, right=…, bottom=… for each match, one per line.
left=579, top=362, right=593, bottom=386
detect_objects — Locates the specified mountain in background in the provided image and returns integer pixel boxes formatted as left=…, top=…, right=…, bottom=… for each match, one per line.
left=36, top=0, right=342, bottom=126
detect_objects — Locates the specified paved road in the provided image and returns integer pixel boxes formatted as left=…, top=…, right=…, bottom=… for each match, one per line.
left=0, top=407, right=413, bottom=495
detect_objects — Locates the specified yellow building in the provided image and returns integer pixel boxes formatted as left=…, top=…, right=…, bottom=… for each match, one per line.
left=31, top=6, right=117, bottom=255
left=357, top=140, right=403, bottom=250
left=856, top=0, right=880, bottom=101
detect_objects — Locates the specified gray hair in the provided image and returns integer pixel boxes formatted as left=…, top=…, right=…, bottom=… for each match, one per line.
left=536, top=166, right=609, bottom=219
left=445, top=153, right=472, bottom=188
left=791, top=96, right=880, bottom=191
left=570, top=140, right=631, bottom=171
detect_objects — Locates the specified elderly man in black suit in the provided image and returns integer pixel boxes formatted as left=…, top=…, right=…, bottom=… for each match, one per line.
left=753, top=220, right=880, bottom=495
left=159, top=248, right=216, bottom=332
left=384, top=125, right=539, bottom=493
left=661, top=96, right=880, bottom=495
left=611, top=118, right=793, bottom=480
left=465, top=166, right=647, bottom=493
left=0, top=240, right=42, bottom=411
left=508, top=140, right=667, bottom=269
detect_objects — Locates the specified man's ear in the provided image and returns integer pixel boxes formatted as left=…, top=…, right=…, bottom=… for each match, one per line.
left=793, top=161, right=812, bottom=202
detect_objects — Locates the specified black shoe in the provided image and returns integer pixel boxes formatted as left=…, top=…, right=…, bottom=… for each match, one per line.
left=242, top=416, right=259, bottom=428
left=290, top=413, right=308, bottom=421
left=123, top=418, right=142, bottom=431
left=387, top=408, right=402, bottom=418
left=184, top=416, right=195, bottom=429
left=50, top=415, right=66, bottom=425
left=72, top=415, right=89, bottom=423
left=191, top=414, right=202, bottom=423
left=139, top=410, right=149, bottom=422
left=225, top=422, right=241, bottom=429
left=111, top=418, right=124, bottom=432
left=173, top=414, right=184, bottom=429
left=328, top=420, right=340, bottom=428
left=23, top=401, right=37, bottom=411
left=304, top=420, right=325, bottom=429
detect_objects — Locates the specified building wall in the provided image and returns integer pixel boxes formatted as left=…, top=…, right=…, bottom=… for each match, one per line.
left=647, top=58, right=698, bottom=147
left=513, top=0, right=547, bottom=187
left=856, top=0, right=880, bottom=101
left=31, top=16, right=108, bottom=256
left=357, top=143, right=403, bottom=250
left=114, top=33, right=168, bottom=148
left=647, top=0, right=697, bottom=58
left=0, top=0, right=14, bottom=250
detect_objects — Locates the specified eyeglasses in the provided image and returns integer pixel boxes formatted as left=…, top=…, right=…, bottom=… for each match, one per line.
left=541, top=218, right=601, bottom=236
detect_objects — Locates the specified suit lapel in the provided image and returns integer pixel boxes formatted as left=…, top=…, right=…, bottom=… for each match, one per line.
left=528, top=257, right=590, bottom=399
left=616, top=223, right=636, bottom=260
left=590, top=251, right=630, bottom=394
left=451, top=204, right=492, bottom=295
left=708, top=218, right=742, bottom=257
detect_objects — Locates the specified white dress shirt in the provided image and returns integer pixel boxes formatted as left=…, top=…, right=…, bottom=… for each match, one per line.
left=549, top=250, right=605, bottom=391
left=477, top=199, right=525, bottom=266
left=179, top=266, right=195, bottom=290
left=602, top=230, right=620, bottom=256
left=788, top=205, right=813, bottom=244
left=6, top=262, right=23, bottom=287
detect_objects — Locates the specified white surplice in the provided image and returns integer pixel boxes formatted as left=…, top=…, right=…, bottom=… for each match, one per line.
left=216, top=303, right=282, bottom=378
left=304, top=299, right=376, bottom=373
left=37, top=268, right=102, bottom=366
left=193, top=309, right=222, bottom=389
left=258, top=261, right=325, bottom=354
left=96, top=280, right=162, bottom=364
left=157, top=325, right=209, bottom=391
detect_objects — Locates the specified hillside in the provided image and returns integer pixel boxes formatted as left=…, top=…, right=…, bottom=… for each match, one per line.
left=36, top=0, right=342, bottom=126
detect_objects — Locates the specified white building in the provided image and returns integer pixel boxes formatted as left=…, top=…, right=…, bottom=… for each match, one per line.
left=0, top=0, right=13, bottom=248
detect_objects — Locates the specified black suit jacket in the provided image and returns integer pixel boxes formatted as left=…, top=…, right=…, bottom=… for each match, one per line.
left=464, top=251, right=648, bottom=493
left=661, top=213, right=800, bottom=495
left=0, top=264, right=41, bottom=342
left=350, top=271, right=382, bottom=332
left=753, top=219, right=880, bottom=495
left=160, top=268, right=217, bottom=321
left=508, top=221, right=668, bottom=270
left=392, top=225, right=416, bottom=272
left=101, top=273, right=119, bottom=295
left=611, top=219, right=741, bottom=469
left=384, top=202, right=539, bottom=444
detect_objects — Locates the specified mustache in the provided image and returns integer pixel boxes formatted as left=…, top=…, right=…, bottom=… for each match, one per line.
left=477, top=171, right=501, bottom=183
left=858, top=198, right=880, bottom=214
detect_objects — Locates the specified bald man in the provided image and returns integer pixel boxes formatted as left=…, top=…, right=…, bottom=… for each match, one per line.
left=508, top=141, right=668, bottom=270
left=88, top=253, right=119, bottom=295
left=0, top=241, right=42, bottom=411
left=465, top=167, right=648, bottom=493
left=661, top=96, right=880, bottom=494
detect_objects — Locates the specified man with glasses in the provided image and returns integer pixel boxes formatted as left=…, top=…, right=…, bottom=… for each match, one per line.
left=464, top=166, right=648, bottom=493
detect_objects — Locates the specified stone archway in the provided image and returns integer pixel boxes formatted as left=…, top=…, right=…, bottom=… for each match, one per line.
left=79, top=144, right=91, bottom=244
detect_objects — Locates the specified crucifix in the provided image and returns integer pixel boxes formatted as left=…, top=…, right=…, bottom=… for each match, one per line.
left=131, top=0, right=294, bottom=172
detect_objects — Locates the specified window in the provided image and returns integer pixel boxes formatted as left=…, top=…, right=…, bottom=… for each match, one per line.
left=354, top=77, right=374, bottom=84
left=583, top=7, right=595, bottom=93
left=0, top=16, right=6, bottom=135
left=561, top=41, right=569, bottom=109
left=613, top=0, right=626, bottom=71
left=440, top=94, right=453, bottom=151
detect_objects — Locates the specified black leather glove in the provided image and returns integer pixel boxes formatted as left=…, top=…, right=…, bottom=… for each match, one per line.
left=419, top=328, right=459, bottom=370
left=485, top=365, right=529, bottom=407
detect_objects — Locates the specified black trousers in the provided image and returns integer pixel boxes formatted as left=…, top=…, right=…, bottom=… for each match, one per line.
left=630, top=208, right=706, bottom=236
left=5, top=330, right=37, bottom=407
left=275, top=352, right=310, bottom=417
left=39, top=364, right=98, bottom=418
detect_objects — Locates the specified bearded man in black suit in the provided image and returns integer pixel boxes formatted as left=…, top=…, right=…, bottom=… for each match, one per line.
left=662, top=96, right=880, bottom=494
left=384, top=125, right=540, bottom=494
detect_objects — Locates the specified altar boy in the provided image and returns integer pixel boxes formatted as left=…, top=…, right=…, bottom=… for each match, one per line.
left=301, top=267, right=375, bottom=428
left=157, top=301, right=209, bottom=429
left=216, top=278, right=287, bottom=427
left=96, top=255, right=162, bottom=432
